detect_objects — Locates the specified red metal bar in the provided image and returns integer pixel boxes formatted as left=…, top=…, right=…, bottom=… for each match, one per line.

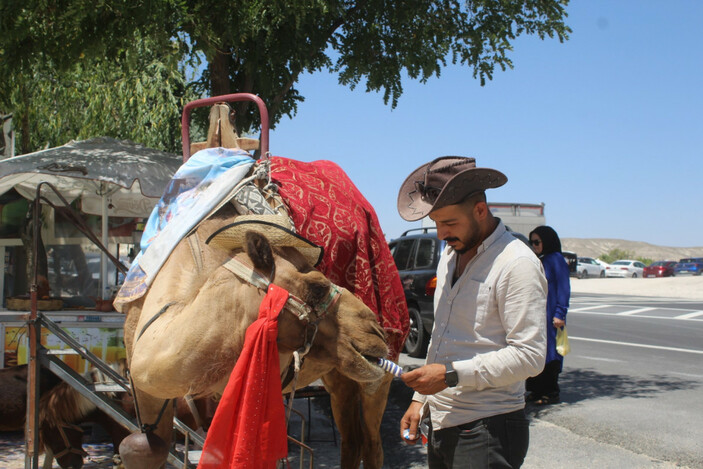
left=180, top=93, right=270, bottom=162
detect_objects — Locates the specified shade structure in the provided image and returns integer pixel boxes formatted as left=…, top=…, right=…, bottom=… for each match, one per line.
left=0, top=137, right=182, bottom=298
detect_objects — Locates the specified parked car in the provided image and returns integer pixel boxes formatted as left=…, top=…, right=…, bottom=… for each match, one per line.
left=576, top=257, right=606, bottom=279
left=388, top=228, right=444, bottom=358
left=388, top=226, right=530, bottom=358
left=673, top=258, right=703, bottom=276
left=643, top=260, right=677, bottom=278
left=605, top=259, right=645, bottom=278
left=562, top=251, right=578, bottom=277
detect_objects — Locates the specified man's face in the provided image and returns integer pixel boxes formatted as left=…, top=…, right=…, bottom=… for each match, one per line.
left=429, top=203, right=482, bottom=254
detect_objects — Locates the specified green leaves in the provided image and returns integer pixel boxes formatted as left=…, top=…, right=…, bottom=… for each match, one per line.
left=1, top=0, right=571, bottom=154
left=2, top=33, right=195, bottom=154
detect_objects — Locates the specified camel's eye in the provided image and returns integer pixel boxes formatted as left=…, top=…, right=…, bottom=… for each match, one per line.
left=305, top=279, right=329, bottom=306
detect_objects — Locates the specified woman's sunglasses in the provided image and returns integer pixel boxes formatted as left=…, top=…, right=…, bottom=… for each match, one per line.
left=530, top=239, right=541, bottom=246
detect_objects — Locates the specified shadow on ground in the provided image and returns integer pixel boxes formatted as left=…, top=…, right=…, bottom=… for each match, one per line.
left=379, top=378, right=427, bottom=468
left=286, top=377, right=427, bottom=468
left=526, top=367, right=698, bottom=417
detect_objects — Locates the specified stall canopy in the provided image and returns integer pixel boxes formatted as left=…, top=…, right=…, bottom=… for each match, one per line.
left=0, top=137, right=182, bottom=298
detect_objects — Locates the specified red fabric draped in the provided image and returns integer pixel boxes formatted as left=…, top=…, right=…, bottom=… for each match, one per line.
left=270, top=157, right=409, bottom=359
left=197, top=284, right=289, bottom=469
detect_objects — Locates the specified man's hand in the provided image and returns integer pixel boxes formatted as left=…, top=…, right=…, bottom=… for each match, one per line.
left=400, top=400, right=423, bottom=445
left=401, top=363, right=448, bottom=395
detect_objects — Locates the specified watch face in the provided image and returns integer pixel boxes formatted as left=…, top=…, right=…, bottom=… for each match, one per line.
left=445, top=370, right=458, bottom=387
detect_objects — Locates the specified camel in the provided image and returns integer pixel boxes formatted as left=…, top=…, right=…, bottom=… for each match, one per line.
left=119, top=208, right=391, bottom=467
left=117, top=101, right=408, bottom=468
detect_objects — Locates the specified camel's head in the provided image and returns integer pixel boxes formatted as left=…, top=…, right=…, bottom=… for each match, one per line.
left=244, top=231, right=389, bottom=384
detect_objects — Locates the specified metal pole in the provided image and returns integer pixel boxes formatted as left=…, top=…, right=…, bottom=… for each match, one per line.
left=0, top=245, right=5, bottom=311
left=101, top=184, right=109, bottom=299
left=25, top=188, right=42, bottom=469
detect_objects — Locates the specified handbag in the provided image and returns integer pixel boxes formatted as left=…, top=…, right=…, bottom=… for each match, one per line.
left=556, top=326, right=571, bottom=356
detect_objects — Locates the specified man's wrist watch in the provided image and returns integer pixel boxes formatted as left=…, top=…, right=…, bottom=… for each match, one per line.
left=444, top=362, right=459, bottom=387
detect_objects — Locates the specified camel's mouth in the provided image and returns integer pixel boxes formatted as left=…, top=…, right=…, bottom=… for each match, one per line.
left=354, top=342, right=387, bottom=366
left=363, top=354, right=382, bottom=363
left=343, top=342, right=387, bottom=382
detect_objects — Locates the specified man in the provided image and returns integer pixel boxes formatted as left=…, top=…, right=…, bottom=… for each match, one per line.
left=398, top=156, right=547, bottom=469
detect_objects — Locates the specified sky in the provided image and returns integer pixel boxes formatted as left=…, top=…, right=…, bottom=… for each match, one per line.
left=270, top=0, right=703, bottom=247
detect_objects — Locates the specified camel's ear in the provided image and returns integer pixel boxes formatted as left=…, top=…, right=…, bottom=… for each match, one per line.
left=304, top=278, right=329, bottom=306
left=245, top=231, right=274, bottom=271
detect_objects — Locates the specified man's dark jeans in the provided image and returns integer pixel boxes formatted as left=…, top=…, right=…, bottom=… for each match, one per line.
left=426, top=409, right=529, bottom=469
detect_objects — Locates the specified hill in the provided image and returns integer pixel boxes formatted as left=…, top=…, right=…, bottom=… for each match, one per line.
left=561, top=238, right=703, bottom=262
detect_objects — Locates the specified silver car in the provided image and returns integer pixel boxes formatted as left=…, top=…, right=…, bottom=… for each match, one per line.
left=576, top=257, right=606, bottom=278
left=606, top=259, right=646, bottom=278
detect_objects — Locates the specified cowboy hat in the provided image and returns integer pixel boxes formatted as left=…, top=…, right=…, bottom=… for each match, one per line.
left=397, top=156, right=507, bottom=221
left=206, top=214, right=324, bottom=267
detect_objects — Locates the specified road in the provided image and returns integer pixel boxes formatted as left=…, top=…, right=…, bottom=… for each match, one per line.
left=536, top=293, right=703, bottom=468
left=286, top=292, right=703, bottom=468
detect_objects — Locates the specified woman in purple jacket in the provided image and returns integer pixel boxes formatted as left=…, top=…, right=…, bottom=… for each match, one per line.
left=527, top=225, right=570, bottom=405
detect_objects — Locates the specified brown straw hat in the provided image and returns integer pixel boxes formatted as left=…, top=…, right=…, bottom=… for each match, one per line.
left=397, top=156, right=507, bottom=221
left=206, top=214, right=324, bottom=267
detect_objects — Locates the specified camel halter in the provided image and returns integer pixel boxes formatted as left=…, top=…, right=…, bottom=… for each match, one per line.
left=221, top=256, right=342, bottom=324
left=221, top=255, right=342, bottom=412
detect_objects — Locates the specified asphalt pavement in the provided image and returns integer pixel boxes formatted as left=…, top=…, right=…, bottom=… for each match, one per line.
left=286, top=352, right=688, bottom=469
left=289, top=289, right=703, bottom=469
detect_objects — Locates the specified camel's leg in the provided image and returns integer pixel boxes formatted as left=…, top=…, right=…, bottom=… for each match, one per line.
left=324, top=370, right=393, bottom=469
left=324, top=370, right=363, bottom=468
left=359, top=374, right=393, bottom=469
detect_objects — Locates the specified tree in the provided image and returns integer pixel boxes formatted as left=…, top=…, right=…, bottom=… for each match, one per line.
left=0, top=32, right=197, bottom=154
left=1, top=0, right=570, bottom=152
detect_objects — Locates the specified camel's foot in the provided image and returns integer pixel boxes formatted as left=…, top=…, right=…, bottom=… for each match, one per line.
left=118, top=432, right=168, bottom=469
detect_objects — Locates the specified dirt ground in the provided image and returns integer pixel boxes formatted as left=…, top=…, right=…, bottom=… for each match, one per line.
left=569, top=274, right=703, bottom=300
left=0, top=431, right=119, bottom=469
left=0, top=389, right=420, bottom=469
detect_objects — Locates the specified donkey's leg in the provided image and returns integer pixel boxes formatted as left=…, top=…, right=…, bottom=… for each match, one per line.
left=118, top=388, right=173, bottom=469
left=41, top=449, right=53, bottom=469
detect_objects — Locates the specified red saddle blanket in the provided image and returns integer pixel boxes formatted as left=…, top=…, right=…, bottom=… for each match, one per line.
left=270, top=157, right=409, bottom=359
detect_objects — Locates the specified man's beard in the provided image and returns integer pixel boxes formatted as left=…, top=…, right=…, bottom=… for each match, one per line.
left=446, top=216, right=481, bottom=254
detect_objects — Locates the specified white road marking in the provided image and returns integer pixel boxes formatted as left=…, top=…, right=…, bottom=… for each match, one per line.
left=570, top=336, right=703, bottom=355
left=675, top=311, right=703, bottom=320
left=570, top=310, right=703, bottom=321
left=579, top=356, right=625, bottom=363
left=568, top=304, right=614, bottom=312
left=616, top=307, right=656, bottom=316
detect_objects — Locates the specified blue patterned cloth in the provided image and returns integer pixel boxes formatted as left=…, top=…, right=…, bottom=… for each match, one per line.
left=115, top=148, right=254, bottom=308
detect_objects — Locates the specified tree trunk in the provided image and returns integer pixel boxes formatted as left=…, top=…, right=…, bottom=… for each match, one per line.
left=210, top=50, right=231, bottom=96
